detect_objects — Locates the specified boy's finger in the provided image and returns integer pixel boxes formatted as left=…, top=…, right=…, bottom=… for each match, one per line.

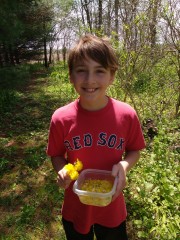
left=111, top=164, right=119, bottom=177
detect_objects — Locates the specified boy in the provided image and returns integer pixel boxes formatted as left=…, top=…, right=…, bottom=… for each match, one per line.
left=47, top=34, right=146, bottom=240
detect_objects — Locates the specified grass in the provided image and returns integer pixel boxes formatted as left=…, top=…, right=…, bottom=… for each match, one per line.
left=0, top=62, right=179, bottom=239
left=0, top=63, right=68, bottom=239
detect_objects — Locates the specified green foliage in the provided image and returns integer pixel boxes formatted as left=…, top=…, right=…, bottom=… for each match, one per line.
left=47, top=63, right=77, bottom=103
left=24, top=145, right=47, bottom=169
left=0, top=158, right=9, bottom=175
left=19, top=204, right=36, bottom=224
left=113, top=42, right=179, bottom=120
left=0, top=65, right=30, bottom=89
left=0, top=0, right=56, bottom=65
left=0, top=0, right=24, bottom=43
left=125, top=120, right=179, bottom=239
left=0, top=65, right=30, bottom=113
left=133, top=72, right=151, bottom=93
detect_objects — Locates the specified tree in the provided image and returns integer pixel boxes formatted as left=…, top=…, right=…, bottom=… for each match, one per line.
left=0, top=0, right=55, bottom=67
left=98, top=0, right=103, bottom=31
left=160, top=0, right=180, bottom=116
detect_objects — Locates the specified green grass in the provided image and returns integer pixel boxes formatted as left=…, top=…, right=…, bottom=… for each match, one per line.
left=0, top=63, right=68, bottom=239
left=0, top=62, right=179, bottom=239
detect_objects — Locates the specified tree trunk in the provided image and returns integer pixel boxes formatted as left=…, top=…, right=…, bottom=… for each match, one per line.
left=3, top=43, right=9, bottom=65
left=9, top=44, right=15, bottom=65
left=175, top=91, right=180, bottom=117
left=107, top=0, right=112, bottom=36
left=149, top=0, right=160, bottom=48
left=0, top=53, right=3, bottom=67
left=62, top=46, right=67, bottom=68
left=115, top=0, right=119, bottom=40
left=57, top=47, right=60, bottom=62
left=131, top=0, right=138, bottom=51
left=14, top=49, right=20, bottom=64
left=83, top=0, right=92, bottom=33
left=49, top=46, right=52, bottom=64
left=44, top=36, right=48, bottom=68
left=80, top=0, right=86, bottom=26
left=98, top=0, right=102, bottom=31
left=175, top=68, right=180, bottom=116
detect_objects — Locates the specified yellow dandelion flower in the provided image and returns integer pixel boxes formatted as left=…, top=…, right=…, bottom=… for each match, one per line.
left=69, top=171, right=79, bottom=181
left=74, top=159, right=83, bottom=171
left=64, top=163, right=75, bottom=173
left=63, top=159, right=83, bottom=180
left=81, top=179, right=113, bottom=193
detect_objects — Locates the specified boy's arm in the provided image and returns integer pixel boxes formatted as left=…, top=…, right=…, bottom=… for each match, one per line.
left=51, top=156, right=71, bottom=189
left=51, top=156, right=67, bottom=173
left=112, top=150, right=140, bottom=201
left=119, top=150, right=140, bottom=173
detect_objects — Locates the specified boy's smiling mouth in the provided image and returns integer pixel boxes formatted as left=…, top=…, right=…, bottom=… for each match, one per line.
left=82, top=88, right=97, bottom=93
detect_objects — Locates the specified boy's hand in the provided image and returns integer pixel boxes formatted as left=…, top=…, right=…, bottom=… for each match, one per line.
left=111, top=162, right=127, bottom=201
left=57, top=168, right=72, bottom=189
left=111, top=151, right=141, bottom=201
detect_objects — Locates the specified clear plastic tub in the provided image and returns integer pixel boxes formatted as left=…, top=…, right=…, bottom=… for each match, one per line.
left=73, top=169, right=118, bottom=207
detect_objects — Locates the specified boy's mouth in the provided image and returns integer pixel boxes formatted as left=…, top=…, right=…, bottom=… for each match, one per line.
left=83, top=88, right=97, bottom=93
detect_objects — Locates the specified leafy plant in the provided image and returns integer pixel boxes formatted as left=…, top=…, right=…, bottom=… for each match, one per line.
left=18, top=204, right=36, bottom=224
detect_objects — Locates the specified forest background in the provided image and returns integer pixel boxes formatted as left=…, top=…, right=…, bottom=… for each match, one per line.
left=0, top=0, right=179, bottom=239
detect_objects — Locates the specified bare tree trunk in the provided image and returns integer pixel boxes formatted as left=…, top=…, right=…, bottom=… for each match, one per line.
left=57, top=47, right=60, bottom=62
left=149, top=0, right=160, bottom=48
left=62, top=46, right=67, bottom=68
left=115, top=0, right=119, bottom=40
left=176, top=92, right=180, bottom=117
left=0, top=53, right=3, bottom=67
left=175, top=68, right=180, bottom=116
left=98, top=0, right=102, bottom=31
left=49, top=46, right=52, bottom=64
left=44, top=36, right=48, bottom=68
left=3, top=43, right=9, bottom=65
left=83, top=0, right=92, bottom=33
left=131, top=0, right=138, bottom=51
left=80, top=0, right=86, bottom=26
left=107, top=0, right=112, bottom=36
left=160, top=0, right=179, bottom=117
left=14, top=49, right=20, bottom=64
left=9, top=44, right=15, bottom=65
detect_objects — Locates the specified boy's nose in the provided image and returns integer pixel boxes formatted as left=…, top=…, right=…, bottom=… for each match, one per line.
left=85, top=72, right=96, bottom=83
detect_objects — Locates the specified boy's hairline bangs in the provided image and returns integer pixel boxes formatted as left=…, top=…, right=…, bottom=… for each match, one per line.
left=68, top=48, right=118, bottom=73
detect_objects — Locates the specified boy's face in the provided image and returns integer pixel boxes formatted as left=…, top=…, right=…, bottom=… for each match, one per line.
left=70, top=57, right=115, bottom=110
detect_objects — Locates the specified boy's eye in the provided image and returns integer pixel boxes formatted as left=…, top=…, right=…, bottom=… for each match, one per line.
left=96, top=69, right=106, bottom=73
left=76, top=69, right=86, bottom=73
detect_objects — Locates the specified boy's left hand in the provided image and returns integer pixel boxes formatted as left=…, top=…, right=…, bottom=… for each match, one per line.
left=111, top=162, right=126, bottom=201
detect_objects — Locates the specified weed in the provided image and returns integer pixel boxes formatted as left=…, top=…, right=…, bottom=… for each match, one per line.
left=0, top=158, right=9, bottom=174
left=24, top=145, right=47, bottom=169
left=18, top=204, right=36, bottom=224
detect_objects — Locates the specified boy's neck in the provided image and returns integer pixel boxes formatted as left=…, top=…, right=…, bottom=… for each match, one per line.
left=78, top=96, right=109, bottom=111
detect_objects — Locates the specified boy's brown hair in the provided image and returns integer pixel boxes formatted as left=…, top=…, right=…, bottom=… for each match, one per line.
left=68, top=34, right=119, bottom=74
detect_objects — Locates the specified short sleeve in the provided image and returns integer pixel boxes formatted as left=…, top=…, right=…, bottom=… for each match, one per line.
left=125, top=112, right=146, bottom=151
left=46, top=115, right=66, bottom=157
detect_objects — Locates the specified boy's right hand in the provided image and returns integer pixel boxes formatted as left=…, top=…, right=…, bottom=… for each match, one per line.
left=57, top=168, right=72, bottom=189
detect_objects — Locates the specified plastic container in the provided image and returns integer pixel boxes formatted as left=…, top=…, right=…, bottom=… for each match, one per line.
left=73, top=169, right=118, bottom=207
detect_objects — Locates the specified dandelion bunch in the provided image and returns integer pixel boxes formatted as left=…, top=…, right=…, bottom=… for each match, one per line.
left=64, top=159, right=83, bottom=180
left=81, top=179, right=113, bottom=193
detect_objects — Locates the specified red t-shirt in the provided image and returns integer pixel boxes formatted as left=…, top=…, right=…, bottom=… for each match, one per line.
left=47, top=97, right=146, bottom=234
